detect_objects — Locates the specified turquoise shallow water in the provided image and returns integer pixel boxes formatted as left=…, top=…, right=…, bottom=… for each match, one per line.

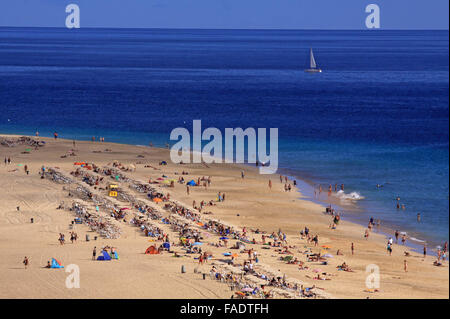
left=0, top=27, right=448, bottom=248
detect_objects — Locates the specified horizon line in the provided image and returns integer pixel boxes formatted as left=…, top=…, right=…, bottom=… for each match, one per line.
left=0, top=25, right=448, bottom=32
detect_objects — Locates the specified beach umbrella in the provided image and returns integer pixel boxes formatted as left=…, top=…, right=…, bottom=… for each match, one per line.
left=323, top=254, right=333, bottom=258
left=153, top=198, right=162, bottom=203
left=321, top=245, right=331, bottom=249
left=157, top=177, right=164, bottom=181
left=162, top=180, right=170, bottom=184
left=220, top=237, right=229, bottom=240
left=231, top=253, right=239, bottom=258
left=241, top=287, right=254, bottom=292
left=312, top=268, right=322, bottom=273
left=192, top=242, right=203, bottom=246
left=197, top=222, right=204, bottom=227
left=223, top=252, right=231, bottom=256
left=235, top=291, right=245, bottom=296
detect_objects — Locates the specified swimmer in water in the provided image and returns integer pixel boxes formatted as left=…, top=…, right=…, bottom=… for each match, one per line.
left=417, top=213, right=421, bottom=222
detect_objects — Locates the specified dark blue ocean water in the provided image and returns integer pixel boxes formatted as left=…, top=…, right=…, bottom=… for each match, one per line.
left=0, top=28, right=448, bottom=248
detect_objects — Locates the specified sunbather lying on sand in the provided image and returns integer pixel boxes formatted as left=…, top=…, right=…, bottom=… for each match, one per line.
left=337, top=262, right=353, bottom=272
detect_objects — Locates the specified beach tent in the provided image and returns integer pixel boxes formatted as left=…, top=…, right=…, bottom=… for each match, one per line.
left=50, top=258, right=64, bottom=268
left=163, top=242, right=170, bottom=250
left=97, top=250, right=112, bottom=261
left=187, top=180, right=197, bottom=186
left=145, top=246, right=159, bottom=254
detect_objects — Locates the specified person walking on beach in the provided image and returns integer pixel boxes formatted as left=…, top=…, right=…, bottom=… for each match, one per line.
left=351, top=242, right=354, bottom=255
left=23, top=256, right=29, bottom=269
left=268, top=180, right=272, bottom=190
left=395, top=230, right=399, bottom=244
left=53, top=132, right=58, bottom=140
left=186, top=186, right=190, bottom=195
left=404, top=260, right=408, bottom=272
left=92, top=247, right=97, bottom=260
left=387, top=243, right=393, bottom=256
left=423, top=245, right=427, bottom=259
left=364, top=229, right=369, bottom=240
left=241, top=171, right=245, bottom=179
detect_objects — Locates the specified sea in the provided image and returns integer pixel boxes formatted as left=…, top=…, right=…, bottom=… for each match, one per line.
left=0, top=27, right=448, bottom=250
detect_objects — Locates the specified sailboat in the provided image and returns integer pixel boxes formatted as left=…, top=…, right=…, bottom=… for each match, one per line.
left=304, top=48, right=322, bottom=73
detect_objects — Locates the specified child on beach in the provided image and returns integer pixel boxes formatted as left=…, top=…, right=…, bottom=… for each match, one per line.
left=23, top=256, right=29, bottom=269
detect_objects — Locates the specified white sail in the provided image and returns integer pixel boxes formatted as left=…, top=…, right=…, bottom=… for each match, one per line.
left=310, top=48, right=317, bottom=69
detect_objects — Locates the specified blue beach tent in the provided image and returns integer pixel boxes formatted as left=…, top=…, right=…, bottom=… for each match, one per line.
left=97, top=250, right=112, bottom=261
left=50, top=258, right=64, bottom=268
left=187, top=180, right=196, bottom=186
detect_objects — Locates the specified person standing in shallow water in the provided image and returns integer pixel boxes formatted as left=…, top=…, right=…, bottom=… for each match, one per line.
left=401, top=234, right=406, bottom=245
left=23, top=256, right=29, bottom=269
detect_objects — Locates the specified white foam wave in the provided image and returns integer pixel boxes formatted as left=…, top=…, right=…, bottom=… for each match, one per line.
left=335, top=190, right=364, bottom=201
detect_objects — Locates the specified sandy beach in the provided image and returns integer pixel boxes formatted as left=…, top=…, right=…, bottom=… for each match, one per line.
left=0, top=134, right=448, bottom=299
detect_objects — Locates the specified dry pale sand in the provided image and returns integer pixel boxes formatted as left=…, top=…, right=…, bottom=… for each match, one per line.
left=0, top=135, right=448, bottom=299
